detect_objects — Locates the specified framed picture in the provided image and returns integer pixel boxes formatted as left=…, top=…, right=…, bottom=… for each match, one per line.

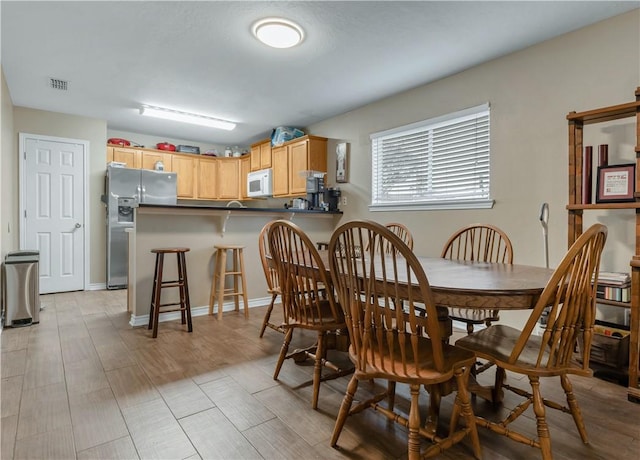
left=336, top=142, right=348, bottom=183
left=596, top=163, right=636, bottom=203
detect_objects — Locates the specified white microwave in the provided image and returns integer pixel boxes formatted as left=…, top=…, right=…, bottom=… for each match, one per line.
left=247, top=168, right=273, bottom=197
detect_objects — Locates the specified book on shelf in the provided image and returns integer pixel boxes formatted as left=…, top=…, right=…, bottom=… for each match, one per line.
left=593, top=271, right=631, bottom=286
left=596, top=283, right=631, bottom=303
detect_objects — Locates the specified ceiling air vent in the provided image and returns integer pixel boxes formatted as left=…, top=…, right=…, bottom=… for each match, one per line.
left=49, top=78, right=68, bottom=91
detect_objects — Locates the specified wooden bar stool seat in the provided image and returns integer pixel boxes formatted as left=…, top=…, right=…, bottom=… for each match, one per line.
left=209, top=244, right=249, bottom=320
left=148, top=247, right=192, bottom=338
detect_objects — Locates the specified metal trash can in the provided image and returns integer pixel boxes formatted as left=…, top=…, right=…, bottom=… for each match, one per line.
left=2, top=250, right=40, bottom=327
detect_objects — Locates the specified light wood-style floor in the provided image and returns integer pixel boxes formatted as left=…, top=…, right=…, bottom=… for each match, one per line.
left=1, top=289, right=639, bottom=459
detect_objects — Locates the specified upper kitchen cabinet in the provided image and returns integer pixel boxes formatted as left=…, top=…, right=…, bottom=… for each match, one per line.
left=240, top=156, right=250, bottom=199
left=141, top=151, right=173, bottom=171
left=289, top=136, right=328, bottom=195
left=112, top=147, right=141, bottom=169
left=272, top=145, right=289, bottom=196
left=197, top=156, right=218, bottom=200
left=272, top=135, right=328, bottom=196
left=217, top=157, right=241, bottom=199
left=250, top=138, right=272, bottom=171
left=172, top=153, right=198, bottom=199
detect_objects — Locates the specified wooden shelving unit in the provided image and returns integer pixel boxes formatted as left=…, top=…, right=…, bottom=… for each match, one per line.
left=567, top=87, right=640, bottom=403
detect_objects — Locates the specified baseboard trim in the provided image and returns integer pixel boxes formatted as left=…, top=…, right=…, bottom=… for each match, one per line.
left=128, top=296, right=274, bottom=327
left=88, top=283, right=107, bottom=291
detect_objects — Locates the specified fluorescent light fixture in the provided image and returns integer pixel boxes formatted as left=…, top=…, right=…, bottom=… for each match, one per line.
left=140, top=106, right=236, bottom=131
left=252, top=18, right=304, bottom=48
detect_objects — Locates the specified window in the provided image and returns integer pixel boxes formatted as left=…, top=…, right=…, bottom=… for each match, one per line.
left=370, top=103, right=493, bottom=211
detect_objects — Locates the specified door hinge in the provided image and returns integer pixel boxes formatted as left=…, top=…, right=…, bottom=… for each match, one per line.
left=24, top=151, right=26, bottom=159
left=24, top=210, right=27, bottom=218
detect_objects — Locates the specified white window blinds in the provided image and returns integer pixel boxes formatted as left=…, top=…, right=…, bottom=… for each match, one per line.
left=370, top=103, right=493, bottom=211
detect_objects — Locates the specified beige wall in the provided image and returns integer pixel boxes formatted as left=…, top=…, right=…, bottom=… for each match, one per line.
left=308, top=10, right=640, bottom=327
left=3, top=10, right=639, bottom=312
left=1, top=68, right=17, bottom=260
left=13, top=107, right=108, bottom=286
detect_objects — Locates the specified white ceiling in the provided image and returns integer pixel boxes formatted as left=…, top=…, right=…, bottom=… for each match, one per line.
left=2, top=1, right=637, bottom=146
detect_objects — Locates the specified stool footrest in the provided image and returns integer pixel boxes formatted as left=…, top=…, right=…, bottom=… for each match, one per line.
left=156, top=306, right=189, bottom=313
left=160, top=281, right=183, bottom=287
left=158, top=301, right=185, bottom=308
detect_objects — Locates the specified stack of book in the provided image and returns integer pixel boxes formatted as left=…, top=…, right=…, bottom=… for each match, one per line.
left=595, top=271, right=631, bottom=303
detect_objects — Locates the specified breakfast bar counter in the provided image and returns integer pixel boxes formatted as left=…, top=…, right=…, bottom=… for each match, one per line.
left=126, top=203, right=342, bottom=326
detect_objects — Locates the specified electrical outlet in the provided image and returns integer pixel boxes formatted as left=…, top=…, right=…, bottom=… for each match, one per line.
left=341, top=196, right=348, bottom=206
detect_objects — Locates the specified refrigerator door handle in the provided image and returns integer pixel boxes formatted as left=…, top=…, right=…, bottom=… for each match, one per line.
left=141, top=185, right=146, bottom=203
left=136, top=185, right=142, bottom=203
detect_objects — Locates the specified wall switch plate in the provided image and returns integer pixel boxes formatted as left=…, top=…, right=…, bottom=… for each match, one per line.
left=342, top=196, right=347, bottom=206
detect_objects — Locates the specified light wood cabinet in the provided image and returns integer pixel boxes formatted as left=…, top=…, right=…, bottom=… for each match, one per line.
left=250, top=138, right=272, bottom=171
left=197, top=157, right=218, bottom=200
left=272, top=145, right=289, bottom=196
left=217, top=157, right=241, bottom=199
left=112, top=147, right=141, bottom=168
left=172, top=154, right=198, bottom=199
left=241, top=156, right=250, bottom=199
left=106, top=146, right=114, bottom=163
left=566, top=87, right=640, bottom=403
left=271, top=135, right=328, bottom=197
left=141, top=151, right=173, bottom=171
left=260, top=141, right=272, bottom=169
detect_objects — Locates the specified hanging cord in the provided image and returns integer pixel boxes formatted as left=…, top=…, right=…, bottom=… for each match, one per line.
left=539, top=203, right=549, bottom=268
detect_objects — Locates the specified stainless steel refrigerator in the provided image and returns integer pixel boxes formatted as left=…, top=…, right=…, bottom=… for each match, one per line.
left=105, top=166, right=177, bottom=289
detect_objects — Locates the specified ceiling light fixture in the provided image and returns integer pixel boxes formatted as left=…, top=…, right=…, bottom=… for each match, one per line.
left=252, top=18, right=304, bottom=49
left=140, top=106, right=236, bottom=131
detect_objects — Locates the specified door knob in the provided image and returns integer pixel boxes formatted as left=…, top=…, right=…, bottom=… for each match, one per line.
left=75, top=223, right=82, bottom=228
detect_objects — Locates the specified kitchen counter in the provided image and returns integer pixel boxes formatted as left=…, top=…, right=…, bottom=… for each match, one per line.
left=139, top=202, right=342, bottom=215
left=127, top=203, right=341, bottom=325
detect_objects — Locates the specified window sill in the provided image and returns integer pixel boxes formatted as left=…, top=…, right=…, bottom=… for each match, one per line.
left=369, top=199, right=495, bottom=212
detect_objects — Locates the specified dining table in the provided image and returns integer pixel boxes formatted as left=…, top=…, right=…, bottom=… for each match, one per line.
left=272, top=249, right=555, bottom=420
left=310, top=251, right=556, bottom=417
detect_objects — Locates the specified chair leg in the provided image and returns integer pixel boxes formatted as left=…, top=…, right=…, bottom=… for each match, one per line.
left=387, top=380, right=396, bottom=411
left=151, top=253, right=165, bottom=339
left=259, top=293, right=277, bottom=338
left=331, top=375, right=359, bottom=447
left=426, top=385, right=441, bottom=435
left=179, top=252, right=193, bottom=333
left=216, top=249, right=227, bottom=320
left=208, top=250, right=219, bottom=316
left=273, top=328, right=293, bottom=380
left=408, top=384, right=422, bottom=460
left=238, top=249, right=249, bottom=318
left=148, top=253, right=160, bottom=330
left=561, top=374, right=588, bottom=444
left=312, top=331, right=325, bottom=410
left=452, top=366, right=482, bottom=460
left=530, top=376, right=553, bottom=460
left=178, top=253, right=186, bottom=325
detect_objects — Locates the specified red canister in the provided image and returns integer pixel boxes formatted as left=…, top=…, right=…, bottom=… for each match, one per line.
left=156, top=142, right=176, bottom=151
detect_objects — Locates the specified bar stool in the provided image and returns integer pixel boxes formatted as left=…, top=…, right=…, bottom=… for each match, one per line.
left=148, top=247, right=192, bottom=338
left=209, top=244, right=249, bottom=320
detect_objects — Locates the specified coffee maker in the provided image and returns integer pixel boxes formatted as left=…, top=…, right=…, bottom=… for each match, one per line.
left=306, top=176, right=325, bottom=210
left=323, top=188, right=341, bottom=211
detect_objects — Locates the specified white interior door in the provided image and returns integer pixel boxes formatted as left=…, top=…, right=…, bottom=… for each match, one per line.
left=21, top=134, right=87, bottom=293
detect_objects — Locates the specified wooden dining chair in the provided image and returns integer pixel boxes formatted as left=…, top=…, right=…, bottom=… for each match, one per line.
left=258, top=221, right=284, bottom=338
left=441, top=223, right=514, bottom=334
left=364, top=222, right=414, bottom=254
left=456, top=223, right=607, bottom=460
left=267, top=219, right=353, bottom=409
left=329, top=220, right=482, bottom=460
